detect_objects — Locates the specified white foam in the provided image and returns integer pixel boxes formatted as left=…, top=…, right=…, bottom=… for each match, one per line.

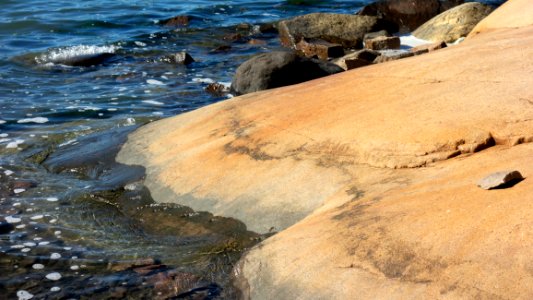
left=17, top=117, right=49, bottom=124
left=17, top=290, right=34, bottom=300
left=4, top=170, right=14, bottom=176
left=147, top=79, right=165, bottom=86
left=45, top=272, right=62, bottom=281
left=0, top=120, right=6, bottom=125
left=23, top=242, right=36, bottom=247
left=70, top=265, right=80, bottom=270
left=142, top=100, right=164, bottom=106
left=50, top=287, right=61, bottom=292
left=21, top=248, right=31, bottom=253
left=14, top=188, right=26, bottom=194
left=50, top=253, right=61, bottom=259
left=6, top=216, right=22, bottom=223
left=0, top=138, right=11, bottom=143
left=0, top=133, right=8, bottom=137
left=16, top=224, right=26, bottom=229
left=6, top=140, right=24, bottom=149
left=134, top=41, right=147, bottom=47
left=399, top=34, right=432, bottom=48
left=36, top=45, right=119, bottom=65
left=38, top=241, right=50, bottom=246
left=30, top=215, right=43, bottom=220
left=32, top=263, right=45, bottom=270
left=11, top=245, right=25, bottom=249
left=46, top=197, right=59, bottom=202
left=191, top=77, right=214, bottom=84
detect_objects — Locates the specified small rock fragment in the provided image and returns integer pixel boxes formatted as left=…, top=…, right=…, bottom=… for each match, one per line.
left=296, top=38, right=344, bottom=60
left=205, top=83, right=229, bottom=97
left=162, top=52, right=195, bottom=65
left=477, top=170, right=524, bottom=190
left=365, top=36, right=401, bottom=50
left=410, top=41, right=447, bottom=55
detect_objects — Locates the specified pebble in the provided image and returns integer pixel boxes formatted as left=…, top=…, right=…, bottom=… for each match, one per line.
left=32, top=264, right=45, bottom=270
left=477, top=170, right=524, bottom=190
left=50, top=253, right=61, bottom=259
left=45, top=272, right=62, bottom=281
left=6, top=216, right=22, bottom=224
left=16, top=290, right=34, bottom=300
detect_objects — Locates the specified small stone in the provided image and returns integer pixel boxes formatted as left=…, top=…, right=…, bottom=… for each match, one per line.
left=162, top=52, right=195, bottom=65
left=364, top=36, right=401, bottom=50
left=477, top=170, right=524, bottom=190
left=410, top=41, right=447, bottom=55
left=205, top=83, right=229, bottom=97
left=17, top=290, right=34, bottom=300
left=45, top=272, right=62, bottom=281
left=296, top=38, right=344, bottom=60
left=223, top=33, right=244, bottom=42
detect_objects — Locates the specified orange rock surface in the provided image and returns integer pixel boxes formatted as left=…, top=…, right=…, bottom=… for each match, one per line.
left=117, top=0, right=533, bottom=298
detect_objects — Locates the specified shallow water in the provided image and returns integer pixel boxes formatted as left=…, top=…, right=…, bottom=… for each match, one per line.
left=0, top=0, right=504, bottom=298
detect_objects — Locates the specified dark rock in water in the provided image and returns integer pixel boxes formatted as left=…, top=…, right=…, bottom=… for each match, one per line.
left=296, top=38, right=344, bottom=60
left=413, top=2, right=494, bottom=43
left=223, top=33, right=245, bottom=42
left=205, top=82, right=229, bottom=97
left=61, top=53, right=116, bottom=67
left=248, top=39, right=267, bottom=46
left=259, top=22, right=278, bottom=34
left=211, top=45, right=232, bottom=53
left=230, top=51, right=344, bottom=95
left=162, top=15, right=192, bottom=27
left=410, top=41, right=447, bottom=55
left=364, top=30, right=391, bottom=41
left=357, top=0, right=465, bottom=33
left=162, top=52, right=195, bottom=65
left=278, top=13, right=388, bottom=49
left=12, top=180, right=37, bottom=190
left=0, top=221, right=14, bottom=234
left=478, top=170, right=524, bottom=190
left=374, top=51, right=414, bottom=63
left=332, top=49, right=380, bottom=70
left=236, top=23, right=252, bottom=31
left=365, top=36, right=401, bottom=50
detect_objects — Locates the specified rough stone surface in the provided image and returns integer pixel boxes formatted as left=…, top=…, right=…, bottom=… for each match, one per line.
left=364, top=36, right=401, bottom=50
left=358, top=0, right=464, bottom=33
left=162, top=52, right=194, bottom=65
left=118, top=1, right=533, bottom=298
left=468, top=0, right=533, bottom=38
left=477, top=170, right=524, bottom=190
left=296, top=39, right=344, bottom=60
left=332, top=49, right=380, bottom=70
left=363, top=30, right=391, bottom=41
left=374, top=51, right=414, bottom=63
left=278, top=13, right=387, bottom=49
left=230, top=51, right=344, bottom=95
left=410, top=41, right=447, bottom=55
left=413, top=2, right=494, bottom=43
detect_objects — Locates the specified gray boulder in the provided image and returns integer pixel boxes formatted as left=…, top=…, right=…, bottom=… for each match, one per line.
left=413, top=2, right=494, bottom=43
left=278, top=13, right=388, bottom=49
left=230, top=51, right=344, bottom=95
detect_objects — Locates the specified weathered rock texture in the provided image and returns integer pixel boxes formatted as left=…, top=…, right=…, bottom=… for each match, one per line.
left=413, top=2, right=494, bottom=43
left=357, top=0, right=464, bottom=33
left=118, top=0, right=533, bottom=298
left=278, top=13, right=387, bottom=49
left=230, top=51, right=343, bottom=95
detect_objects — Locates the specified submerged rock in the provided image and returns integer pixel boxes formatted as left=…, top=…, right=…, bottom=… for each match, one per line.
left=278, top=13, right=388, bottom=49
left=230, top=51, right=344, bottom=95
left=205, top=82, right=229, bottom=97
left=161, top=52, right=195, bottom=65
left=162, top=15, right=192, bottom=27
left=413, top=2, right=494, bottom=43
left=374, top=51, right=414, bottom=63
left=477, top=170, right=524, bottom=190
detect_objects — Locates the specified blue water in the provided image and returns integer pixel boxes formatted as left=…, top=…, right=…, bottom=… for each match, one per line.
left=0, top=0, right=503, bottom=298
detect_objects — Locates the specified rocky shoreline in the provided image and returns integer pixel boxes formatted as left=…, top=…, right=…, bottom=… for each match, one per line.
left=116, top=0, right=533, bottom=299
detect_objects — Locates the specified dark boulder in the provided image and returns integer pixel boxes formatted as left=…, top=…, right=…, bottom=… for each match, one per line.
left=59, top=53, right=116, bottom=67
left=357, top=0, right=465, bottom=33
left=230, top=51, right=344, bottom=95
left=278, top=13, right=388, bottom=49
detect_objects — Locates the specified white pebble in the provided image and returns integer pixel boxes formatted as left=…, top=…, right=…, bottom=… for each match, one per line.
left=16, top=290, right=34, bottom=300
left=5, top=216, right=22, bottom=223
left=50, top=253, right=61, bottom=259
left=146, top=79, right=165, bottom=86
left=45, top=272, right=62, bottom=281
left=50, top=287, right=61, bottom=292
left=46, top=197, right=58, bottom=202
left=14, top=188, right=26, bottom=194
left=30, top=215, right=43, bottom=220
left=32, top=264, right=45, bottom=270
left=23, top=242, right=36, bottom=247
